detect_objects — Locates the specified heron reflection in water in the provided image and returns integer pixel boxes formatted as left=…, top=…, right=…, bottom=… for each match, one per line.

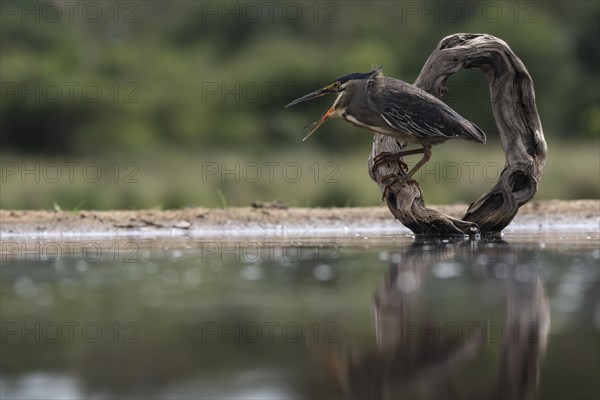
left=331, top=238, right=550, bottom=400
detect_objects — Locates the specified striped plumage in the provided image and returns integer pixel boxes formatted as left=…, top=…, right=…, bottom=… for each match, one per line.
left=335, top=73, right=486, bottom=145
left=374, top=78, right=486, bottom=144
left=286, top=67, right=486, bottom=183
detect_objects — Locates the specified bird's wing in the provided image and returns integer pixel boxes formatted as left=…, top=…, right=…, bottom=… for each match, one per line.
left=372, top=81, right=486, bottom=144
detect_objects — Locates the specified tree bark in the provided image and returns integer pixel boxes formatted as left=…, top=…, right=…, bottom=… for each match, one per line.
left=368, top=33, right=547, bottom=235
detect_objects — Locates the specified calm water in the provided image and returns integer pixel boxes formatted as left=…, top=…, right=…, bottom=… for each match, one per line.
left=1, top=233, right=599, bottom=399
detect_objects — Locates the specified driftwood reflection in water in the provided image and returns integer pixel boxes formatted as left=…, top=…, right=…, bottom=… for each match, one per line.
left=333, top=238, right=550, bottom=400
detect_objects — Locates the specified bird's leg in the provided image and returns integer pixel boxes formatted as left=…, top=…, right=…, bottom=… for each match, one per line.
left=371, top=148, right=425, bottom=177
left=372, top=147, right=426, bottom=198
left=372, top=152, right=408, bottom=177
left=404, top=144, right=432, bottom=180
left=373, top=147, right=428, bottom=200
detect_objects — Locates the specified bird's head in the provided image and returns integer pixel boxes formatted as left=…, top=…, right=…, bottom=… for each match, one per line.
left=286, top=66, right=383, bottom=140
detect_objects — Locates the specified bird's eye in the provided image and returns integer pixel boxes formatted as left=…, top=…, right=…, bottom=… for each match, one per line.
left=332, top=81, right=340, bottom=89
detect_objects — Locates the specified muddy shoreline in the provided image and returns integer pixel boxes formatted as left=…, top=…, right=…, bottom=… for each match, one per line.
left=1, top=200, right=598, bottom=238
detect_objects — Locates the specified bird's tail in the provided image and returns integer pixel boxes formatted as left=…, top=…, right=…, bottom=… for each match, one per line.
left=463, top=120, right=487, bottom=144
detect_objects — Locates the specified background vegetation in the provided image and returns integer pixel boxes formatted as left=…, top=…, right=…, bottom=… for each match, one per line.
left=1, top=0, right=598, bottom=209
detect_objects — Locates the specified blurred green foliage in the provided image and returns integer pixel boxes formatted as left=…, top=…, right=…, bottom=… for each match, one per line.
left=0, top=0, right=598, bottom=208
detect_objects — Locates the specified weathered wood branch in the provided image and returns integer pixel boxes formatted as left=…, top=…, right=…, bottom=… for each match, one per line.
left=368, top=33, right=547, bottom=235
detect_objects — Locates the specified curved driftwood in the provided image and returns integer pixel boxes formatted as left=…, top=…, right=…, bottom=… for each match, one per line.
left=368, top=33, right=547, bottom=234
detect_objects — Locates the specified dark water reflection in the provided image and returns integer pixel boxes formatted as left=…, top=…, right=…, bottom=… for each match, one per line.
left=1, top=234, right=599, bottom=399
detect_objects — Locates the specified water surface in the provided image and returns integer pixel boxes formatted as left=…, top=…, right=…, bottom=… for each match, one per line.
left=1, top=233, right=599, bottom=399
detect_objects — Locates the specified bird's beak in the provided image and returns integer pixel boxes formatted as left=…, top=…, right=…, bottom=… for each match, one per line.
left=285, top=87, right=333, bottom=108
left=286, top=86, right=337, bottom=141
left=302, top=104, right=335, bottom=141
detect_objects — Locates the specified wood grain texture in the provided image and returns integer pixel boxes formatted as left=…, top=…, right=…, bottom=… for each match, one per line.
left=368, top=33, right=547, bottom=235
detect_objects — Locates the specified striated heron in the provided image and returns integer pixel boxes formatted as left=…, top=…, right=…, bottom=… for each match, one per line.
left=286, top=67, right=486, bottom=187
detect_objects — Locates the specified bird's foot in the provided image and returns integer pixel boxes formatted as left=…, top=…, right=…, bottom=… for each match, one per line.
left=372, top=152, right=408, bottom=177
left=380, top=174, right=419, bottom=201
